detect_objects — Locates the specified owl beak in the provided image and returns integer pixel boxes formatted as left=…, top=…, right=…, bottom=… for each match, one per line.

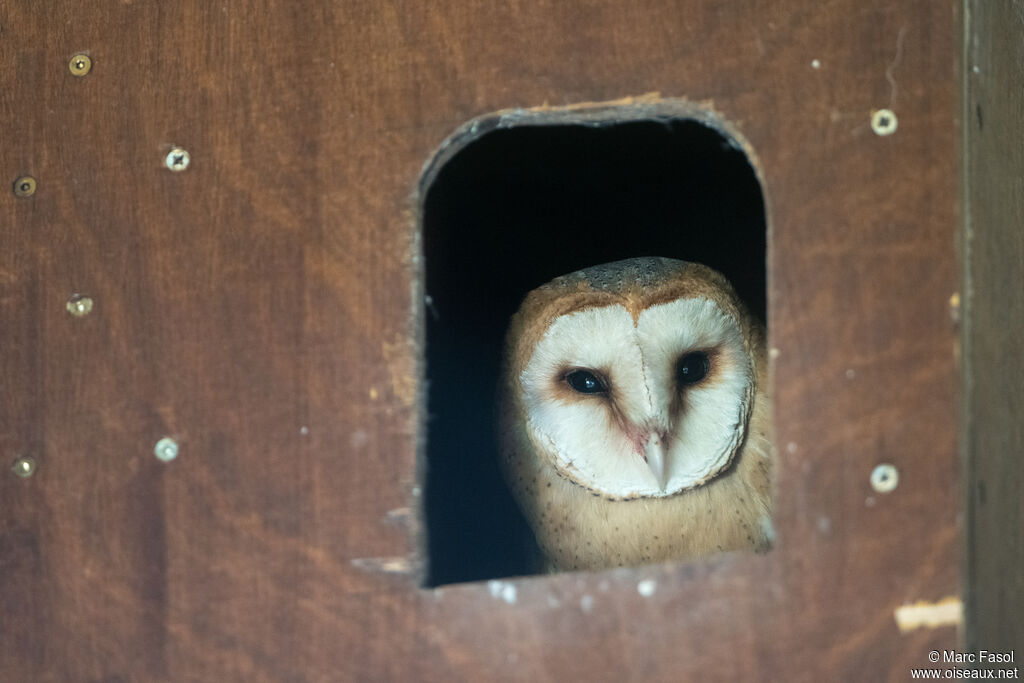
left=643, top=432, right=669, bottom=492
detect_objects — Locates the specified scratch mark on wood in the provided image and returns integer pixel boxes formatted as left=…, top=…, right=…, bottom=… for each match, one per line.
left=384, top=507, right=413, bottom=526
left=886, top=25, right=908, bottom=108
left=351, top=556, right=415, bottom=575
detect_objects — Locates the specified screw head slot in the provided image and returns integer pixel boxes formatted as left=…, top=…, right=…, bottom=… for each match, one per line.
left=870, top=463, right=899, bottom=493
left=66, top=294, right=94, bottom=317
left=13, top=176, right=36, bottom=198
left=165, top=148, right=190, bottom=172
left=69, top=54, right=92, bottom=77
left=11, top=456, right=37, bottom=478
left=871, top=109, right=898, bottom=136
left=154, top=437, right=179, bottom=463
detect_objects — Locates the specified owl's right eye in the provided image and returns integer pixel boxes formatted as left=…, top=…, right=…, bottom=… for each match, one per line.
left=564, top=369, right=608, bottom=394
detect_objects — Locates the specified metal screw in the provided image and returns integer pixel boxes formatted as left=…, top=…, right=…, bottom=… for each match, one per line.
left=870, top=463, right=899, bottom=493
left=66, top=293, right=94, bottom=317
left=11, top=456, right=37, bottom=478
left=69, top=53, right=92, bottom=77
left=871, top=108, right=898, bottom=136
left=154, top=437, right=179, bottom=463
left=13, top=176, right=36, bottom=198
left=165, top=148, right=190, bottom=172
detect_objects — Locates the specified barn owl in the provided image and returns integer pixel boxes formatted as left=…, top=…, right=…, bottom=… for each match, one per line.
left=498, top=257, right=773, bottom=572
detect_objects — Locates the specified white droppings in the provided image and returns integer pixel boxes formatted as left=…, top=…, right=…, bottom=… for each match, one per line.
left=488, top=580, right=517, bottom=604
left=817, top=516, right=832, bottom=534
left=786, top=442, right=798, bottom=454
left=300, top=425, right=309, bottom=435
left=811, top=59, right=821, bottom=69
left=760, top=515, right=776, bottom=543
left=580, top=594, right=594, bottom=612
left=637, top=579, right=657, bottom=597
left=972, top=65, right=980, bottom=74
left=846, top=368, right=856, bottom=379
left=769, top=347, right=780, bottom=359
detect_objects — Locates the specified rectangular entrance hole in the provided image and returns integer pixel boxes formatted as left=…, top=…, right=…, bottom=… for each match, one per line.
left=420, top=111, right=769, bottom=587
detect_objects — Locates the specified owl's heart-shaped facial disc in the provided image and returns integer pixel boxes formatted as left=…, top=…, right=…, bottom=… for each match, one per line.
left=520, top=296, right=752, bottom=498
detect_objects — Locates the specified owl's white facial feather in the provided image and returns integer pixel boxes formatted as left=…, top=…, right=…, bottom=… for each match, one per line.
left=519, top=297, right=752, bottom=498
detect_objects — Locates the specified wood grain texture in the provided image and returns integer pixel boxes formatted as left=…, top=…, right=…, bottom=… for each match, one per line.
left=963, top=0, right=1024, bottom=657
left=1, top=1, right=960, bottom=681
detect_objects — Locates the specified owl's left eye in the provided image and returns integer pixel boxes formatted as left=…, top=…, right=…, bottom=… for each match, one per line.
left=565, top=369, right=608, bottom=394
left=677, top=351, right=710, bottom=386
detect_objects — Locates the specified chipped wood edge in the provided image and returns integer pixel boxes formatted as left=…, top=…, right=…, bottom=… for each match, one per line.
left=895, top=597, right=964, bottom=633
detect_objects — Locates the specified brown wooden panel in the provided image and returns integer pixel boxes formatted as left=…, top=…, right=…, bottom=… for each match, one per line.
left=1, top=1, right=960, bottom=681
left=963, top=0, right=1024, bottom=658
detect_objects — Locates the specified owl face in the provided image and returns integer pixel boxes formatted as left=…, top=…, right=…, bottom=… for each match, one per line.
left=515, top=267, right=755, bottom=499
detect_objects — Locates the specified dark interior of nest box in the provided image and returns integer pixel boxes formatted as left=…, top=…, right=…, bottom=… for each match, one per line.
left=421, top=117, right=767, bottom=587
